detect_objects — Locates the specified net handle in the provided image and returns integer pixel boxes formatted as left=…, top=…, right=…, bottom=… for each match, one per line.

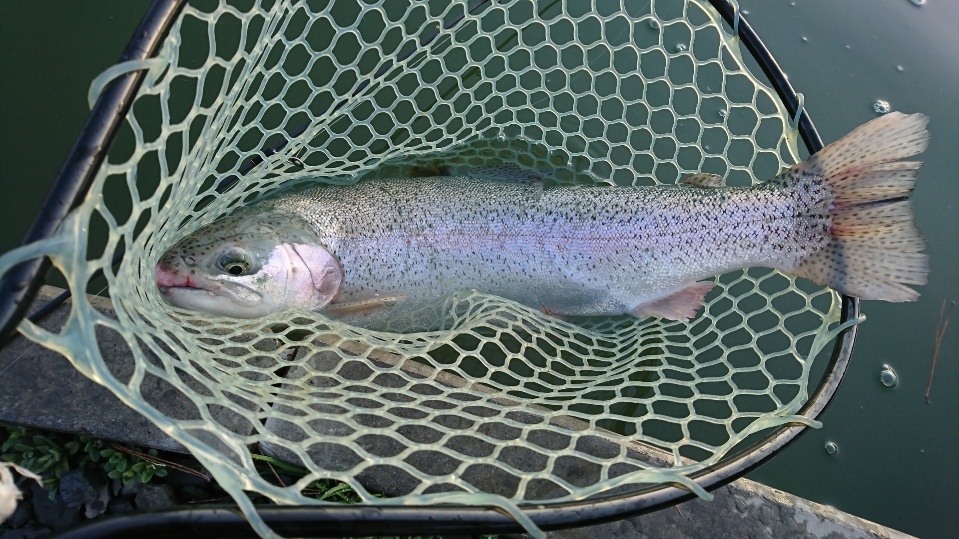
left=0, top=0, right=187, bottom=343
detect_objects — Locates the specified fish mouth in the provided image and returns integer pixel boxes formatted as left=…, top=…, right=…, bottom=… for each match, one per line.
left=155, top=264, right=266, bottom=313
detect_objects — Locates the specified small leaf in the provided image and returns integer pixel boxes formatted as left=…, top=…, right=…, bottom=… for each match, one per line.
left=107, top=469, right=122, bottom=479
left=141, top=469, right=154, bottom=483
left=148, top=449, right=158, bottom=457
left=33, top=435, right=52, bottom=446
left=154, top=468, right=168, bottom=478
left=65, top=442, right=79, bottom=455
left=100, top=449, right=115, bottom=458
left=89, top=450, right=101, bottom=463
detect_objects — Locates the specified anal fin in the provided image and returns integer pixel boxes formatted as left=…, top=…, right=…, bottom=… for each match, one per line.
left=680, top=173, right=724, bottom=188
left=631, top=282, right=714, bottom=321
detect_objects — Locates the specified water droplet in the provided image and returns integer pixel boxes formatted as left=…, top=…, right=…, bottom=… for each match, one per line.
left=824, top=441, right=838, bottom=455
left=802, top=36, right=808, bottom=42
left=897, top=65, right=904, bottom=72
left=910, top=0, right=925, bottom=6
left=845, top=45, right=851, bottom=49
left=649, top=19, right=660, bottom=30
left=675, top=43, right=687, bottom=53
left=790, top=2, right=796, bottom=5
left=873, top=100, right=892, bottom=114
left=719, top=109, right=728, bottom=118
left=880, top=364, right=898, bottom=387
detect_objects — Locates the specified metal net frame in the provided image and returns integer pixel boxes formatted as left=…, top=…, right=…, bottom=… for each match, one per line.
left=0, top=0, right=862, bottom=537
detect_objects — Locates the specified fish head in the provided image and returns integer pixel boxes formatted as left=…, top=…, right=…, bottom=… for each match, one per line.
left=155, top=210, right=342, bottom=318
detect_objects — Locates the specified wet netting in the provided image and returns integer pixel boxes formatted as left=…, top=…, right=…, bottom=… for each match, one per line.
left=0, top=0, right=860, bottom=537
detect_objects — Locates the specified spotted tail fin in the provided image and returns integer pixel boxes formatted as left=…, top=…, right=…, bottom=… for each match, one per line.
left=790, top=112, right=930, bottom=301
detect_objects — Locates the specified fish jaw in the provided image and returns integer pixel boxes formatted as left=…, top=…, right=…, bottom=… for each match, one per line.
left=156, top=263, right=277, bottom=318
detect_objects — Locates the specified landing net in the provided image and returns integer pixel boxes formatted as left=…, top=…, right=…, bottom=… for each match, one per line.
left=0, top=1, right=854, bottom=537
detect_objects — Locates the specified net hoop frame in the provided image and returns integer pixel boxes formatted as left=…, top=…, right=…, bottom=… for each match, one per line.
left=0, top=0, right=860, bottom=536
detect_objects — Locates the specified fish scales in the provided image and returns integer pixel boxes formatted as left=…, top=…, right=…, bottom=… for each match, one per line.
left=270, top=175, right=831, bottom=317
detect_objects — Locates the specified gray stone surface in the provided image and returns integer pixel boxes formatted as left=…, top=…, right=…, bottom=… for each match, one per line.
left=57, top=468, right=106, bottom=508
left=0, top=286, right=256, bottom=452
left=29, top=483, right=80, bottom=531
left=5, top=500, right=30, bottom=530
left=134, top=484, right=179, bottom=509
left=502, top=479, right=916, bottom=539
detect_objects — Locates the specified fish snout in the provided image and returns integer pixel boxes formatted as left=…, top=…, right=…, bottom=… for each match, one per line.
left=155, top=262, right=191, bottom=289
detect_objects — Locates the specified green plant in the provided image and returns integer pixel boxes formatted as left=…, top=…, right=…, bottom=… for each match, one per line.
left=1, top=428, right=176, bottom=499
left=65, top=435, right=103, bottom=467
left=99, top=445, right=169, bottom=485
left=1, top=427, right=70, bottom=497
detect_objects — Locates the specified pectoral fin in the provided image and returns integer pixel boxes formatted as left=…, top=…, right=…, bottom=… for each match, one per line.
left=680, top=174, right=724, bottom=188
left=322, top=295, right=405, bottom=317
left=630, top=282, right=714, bottom=321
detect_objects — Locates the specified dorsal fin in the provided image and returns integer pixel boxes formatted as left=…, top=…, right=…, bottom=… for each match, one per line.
left=680, top=173, right=724, bottom=188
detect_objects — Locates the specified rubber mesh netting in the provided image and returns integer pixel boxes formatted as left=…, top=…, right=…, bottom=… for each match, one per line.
left=0, top=0, right=860, bottom=537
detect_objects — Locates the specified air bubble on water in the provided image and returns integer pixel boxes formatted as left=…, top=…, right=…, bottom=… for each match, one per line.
left=824, top=441, right=838, bottom=455
left=909, top=0, right=925, bottom=6
left=880, top=364, right=898, bottom=387
left=897, top=65, right=904, bottom=72
left=802, top=36, right=808, bottom=42
left=719, top=109, right=728, bottom=119
left=649, top=19, right=660, bottom=30
left=675, top=43, right=687, bottom=53
left=845, top=45, right=851, bottom=49
left=873, top=100, right=892, bottom=114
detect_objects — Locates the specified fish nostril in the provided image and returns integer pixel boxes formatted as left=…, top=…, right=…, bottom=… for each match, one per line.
left=185, top=256, right=196, bottom=266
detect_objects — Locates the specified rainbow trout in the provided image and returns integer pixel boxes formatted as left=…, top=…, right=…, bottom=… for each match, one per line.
left=156, top=112, right=929, bottom=322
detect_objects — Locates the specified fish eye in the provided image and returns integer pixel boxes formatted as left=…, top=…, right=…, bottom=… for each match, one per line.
left=218, top=249, right=252, bottom=276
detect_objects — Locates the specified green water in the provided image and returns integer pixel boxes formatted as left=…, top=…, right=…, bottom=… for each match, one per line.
left=1, top=1, right=956, bottom=537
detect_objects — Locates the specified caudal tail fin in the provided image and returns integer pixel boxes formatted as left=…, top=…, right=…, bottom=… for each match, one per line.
left=791, top=112, right=930, bottom=302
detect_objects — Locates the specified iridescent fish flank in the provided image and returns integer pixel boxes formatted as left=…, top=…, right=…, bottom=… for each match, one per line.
left=156, top=112, right=930, bottom=324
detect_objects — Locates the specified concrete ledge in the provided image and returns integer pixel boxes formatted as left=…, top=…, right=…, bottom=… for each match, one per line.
left=0, top=286, right=916, bottom=538
left=504, top=479, right=914, bottom=539
left=0, top=286, right=256, bottom=452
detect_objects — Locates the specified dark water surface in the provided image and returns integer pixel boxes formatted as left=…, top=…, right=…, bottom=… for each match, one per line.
left=1, top=1, right=956, bottom=538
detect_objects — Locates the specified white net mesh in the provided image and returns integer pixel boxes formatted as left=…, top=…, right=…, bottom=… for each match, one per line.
left=0, top=0, right=856, bottom=537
